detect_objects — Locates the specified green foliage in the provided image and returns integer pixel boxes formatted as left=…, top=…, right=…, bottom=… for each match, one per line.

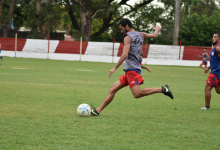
left=0, top=0, right=14, bottom=27
left=23, top=0, right=62, bottom=39
left=190, top=0, right=218, bottom=17
left=149, top=36, right=173, bottom=45
left=180, top=10, right=220, bottom=46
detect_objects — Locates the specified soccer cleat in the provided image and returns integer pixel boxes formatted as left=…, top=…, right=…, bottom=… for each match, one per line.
left=91, top=109, right=99, bottom=116
left=201, top=107, right=210, bottom=110
left=147, top=67, right=151, bottom=72
left=90, top=104, right=99, bottom=116
left=162, top=84, right=173, bottom=99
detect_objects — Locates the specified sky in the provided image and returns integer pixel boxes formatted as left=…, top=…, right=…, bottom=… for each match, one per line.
left=126, top=0, right=164, bottom=7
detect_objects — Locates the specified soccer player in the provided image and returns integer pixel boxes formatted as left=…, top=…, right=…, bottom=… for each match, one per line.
left=0, top=43, right=2, bottom=64
left=202, top=32, right=220, bottom=110
left=198, top=48, right=209, bottom=71
left=91, top=18, right=173, bottom=116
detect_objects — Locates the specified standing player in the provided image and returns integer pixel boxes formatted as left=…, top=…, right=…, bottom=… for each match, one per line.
left=202, top=32, right=220, bottom=110
left=198, top=48, right=209, bottom=71
left=91, top=18, right=173, bottom=116
left=0, top=43, right=2, bottom=64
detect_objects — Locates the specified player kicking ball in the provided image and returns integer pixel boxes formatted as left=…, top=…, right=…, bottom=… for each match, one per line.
left=202, top=32, right=220, bottom=110
left=91, top=18, right=173, bottom=116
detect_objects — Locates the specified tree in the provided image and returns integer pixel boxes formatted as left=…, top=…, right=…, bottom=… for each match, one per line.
left=179, top=10, right=220, bottom=46
left=0, top=0, right=15, bottom=37
left=190, top=0, right=218, bottom=17
left=23, top=0, right=62, bottom=39
left=173, top=0, right=180, bottom=45
left=63, top=0, right=155, bottom=41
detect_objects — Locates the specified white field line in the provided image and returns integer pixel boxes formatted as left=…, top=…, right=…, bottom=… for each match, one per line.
left=11, top=68, right=28, bottom=69
left=70, top=69, right=94, bottom=72
left=0, top=73, right=30, bottom=75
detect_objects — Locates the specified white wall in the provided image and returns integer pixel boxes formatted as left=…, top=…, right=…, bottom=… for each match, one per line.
left=1, top=50, right=202, bottom=66
left=22, top=39, right=59, bottom=53
left=148, top=45, right=184, bottom=60
left=85, top=42, right=120, bottom=56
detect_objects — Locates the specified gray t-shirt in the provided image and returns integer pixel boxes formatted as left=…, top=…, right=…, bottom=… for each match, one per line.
left=123, top=31, right=143, bottom=72
left=203, top=52, right=208, bottom=63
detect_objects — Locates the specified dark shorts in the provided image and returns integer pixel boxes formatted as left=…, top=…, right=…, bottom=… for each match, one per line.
left=206, top=73, right=220, bottom=87
left=119, top=71, right=144, bottom=88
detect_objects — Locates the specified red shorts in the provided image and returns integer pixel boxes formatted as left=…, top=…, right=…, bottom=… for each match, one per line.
left=202, top=62, right=207, bottom=66
left=119, top=71, right=144, bottom=88
left=206, top=73, right=220, bottom=87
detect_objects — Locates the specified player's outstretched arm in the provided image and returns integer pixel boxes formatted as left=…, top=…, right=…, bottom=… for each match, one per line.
left=141, top=25, right=161, bottom=39
left=109, top=36, right=130, bottom=78
left=141, top=65, right=151, bottom=72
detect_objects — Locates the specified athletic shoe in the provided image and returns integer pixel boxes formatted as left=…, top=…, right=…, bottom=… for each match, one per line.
left=91, top=109, right=99, bottom=116
left=162, top=84, right=173, bottom=99
left=147, top=67, right=151, bottom=72
left=90, top=104, right=99, bottom=116
left=201, top=107, right=210, bottom=110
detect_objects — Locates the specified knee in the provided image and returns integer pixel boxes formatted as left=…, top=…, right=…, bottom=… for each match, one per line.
left=133, top=92, right=141, bottom=99
left=216, top=90, right=220, bottom=94
left=109, top=86, right=116, bottom=94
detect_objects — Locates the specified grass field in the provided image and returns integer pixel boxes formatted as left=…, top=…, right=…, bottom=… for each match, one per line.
left=0, top=57, right=220, bottom=150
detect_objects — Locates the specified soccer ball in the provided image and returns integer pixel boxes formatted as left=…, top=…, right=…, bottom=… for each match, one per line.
left=77, top=104, right=91, bottom=117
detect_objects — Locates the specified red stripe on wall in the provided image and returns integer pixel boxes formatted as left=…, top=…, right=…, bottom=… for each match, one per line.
left=0, top=38, right=26, bottom=51
left=54, top=41, right=88, bottom=54
left=117, top=43, right=150, bottom=58
left=182, top=46, right=211, bottom=60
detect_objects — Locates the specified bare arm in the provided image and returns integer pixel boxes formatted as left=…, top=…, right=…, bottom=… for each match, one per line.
left=216, top=46, right=220, bottom=57
left=141, top=65, right=148, bottom=69
left=109, top=36, right=130, bottom=78
left=141, top=25, right=161, bottom=39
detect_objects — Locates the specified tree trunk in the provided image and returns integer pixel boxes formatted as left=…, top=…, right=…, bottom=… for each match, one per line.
left=80, top=0, right=92, bottom=41
left=36, top=0, right=50, bottom=39
left=0, top=0, right=4, bottom=15
left=173, top=0, right=180, bottom=45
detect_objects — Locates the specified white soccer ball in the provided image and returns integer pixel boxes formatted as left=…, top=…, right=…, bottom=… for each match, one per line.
left=77, top=104, right=91, bottom=117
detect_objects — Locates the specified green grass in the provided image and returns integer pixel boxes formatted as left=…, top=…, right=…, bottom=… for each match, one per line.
left=1, top=57, right=220, bottom=150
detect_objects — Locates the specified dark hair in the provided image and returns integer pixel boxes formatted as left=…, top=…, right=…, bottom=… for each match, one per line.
left=214, top=32, right=220, bottom=38
left=119, top=18, right=133, bottom=28
left=204, top=48, right=207, bottom=50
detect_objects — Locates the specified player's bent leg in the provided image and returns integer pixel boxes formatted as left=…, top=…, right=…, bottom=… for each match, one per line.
left=130, top=84, right=162, bottom=99
left=91, top=80, right=124, bottom=116
left=215, top=85, right=220, bottom=94
left=200, top=63, right=205, bottom=70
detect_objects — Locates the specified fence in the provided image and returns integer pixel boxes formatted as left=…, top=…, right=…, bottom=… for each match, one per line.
left=0, top=37, right=211, bottom=66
